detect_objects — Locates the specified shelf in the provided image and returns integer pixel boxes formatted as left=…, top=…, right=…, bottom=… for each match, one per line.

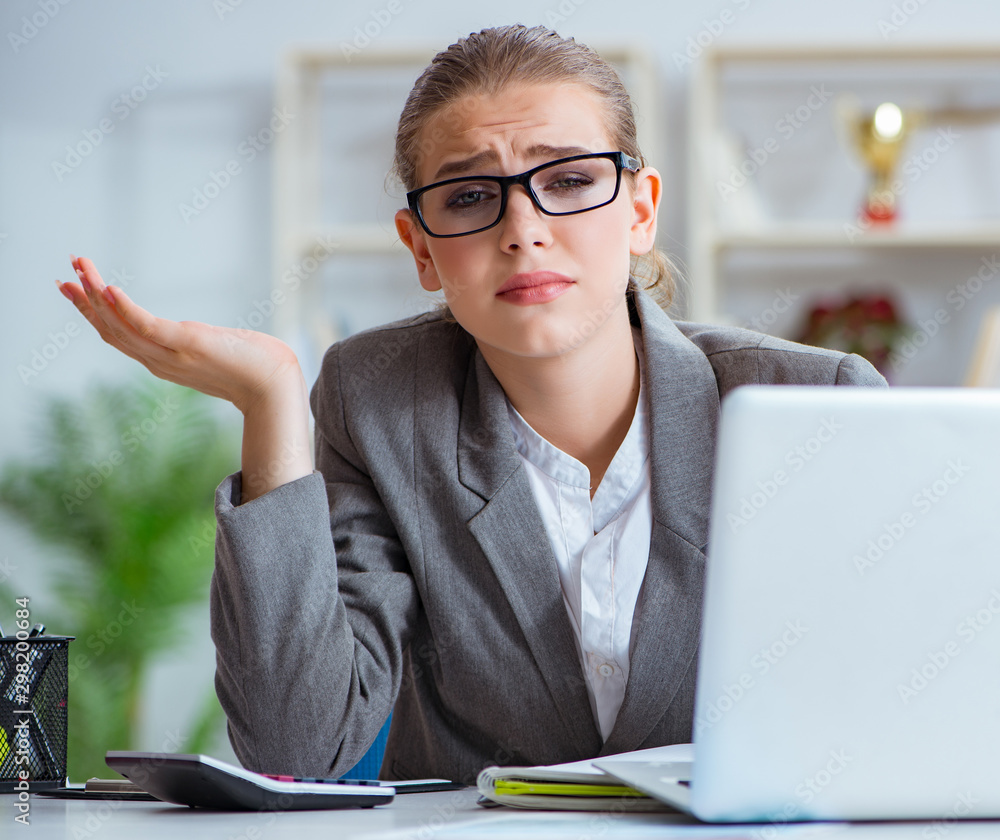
left=286, top=225, right=403, bottom=258
left=700, top=43, right=1000, bottom=63
left=715, top=223, right=1000, bottom=252
left=688, top=44, right=1000, bottom=325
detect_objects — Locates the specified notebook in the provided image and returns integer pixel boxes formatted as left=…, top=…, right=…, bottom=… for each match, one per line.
left=598, top=385, right=1000, bottom=823
left=476, top=743, right=692, bottom=810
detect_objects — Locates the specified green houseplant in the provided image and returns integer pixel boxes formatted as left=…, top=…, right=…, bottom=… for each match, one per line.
left=1, top=378, right=239, bottom=781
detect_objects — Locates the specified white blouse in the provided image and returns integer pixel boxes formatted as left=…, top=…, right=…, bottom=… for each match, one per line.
left=506, top=330, right=653, bottom=741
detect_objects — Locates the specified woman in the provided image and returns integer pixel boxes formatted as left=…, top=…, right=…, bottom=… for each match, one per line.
left=57, top=25, right=885, bottom=784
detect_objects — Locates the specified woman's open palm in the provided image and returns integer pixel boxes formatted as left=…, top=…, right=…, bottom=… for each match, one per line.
left=58, top=256, right=301, bottom=415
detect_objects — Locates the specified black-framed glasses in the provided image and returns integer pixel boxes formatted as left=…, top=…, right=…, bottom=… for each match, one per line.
left=406, top=151, right=641, bottom=238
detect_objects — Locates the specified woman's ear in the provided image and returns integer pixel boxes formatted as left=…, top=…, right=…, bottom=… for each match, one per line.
left=628, top=166, right=661, bottom=256
left=395, top=208, right=442, bottom=292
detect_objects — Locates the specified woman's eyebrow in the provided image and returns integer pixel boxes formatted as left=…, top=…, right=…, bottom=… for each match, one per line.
left=432, top=150, right=500, bottom=181
left=525, top=144, right=592, bottom=160
left=431, top=145, right=593, bottom=181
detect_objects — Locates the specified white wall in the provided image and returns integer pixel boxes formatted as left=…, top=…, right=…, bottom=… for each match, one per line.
left=3, top=0, right=998, bottom=771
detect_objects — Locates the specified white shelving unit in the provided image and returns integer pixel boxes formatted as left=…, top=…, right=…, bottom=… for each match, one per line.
left=271, top=44, right=663, bottom=365
left=270, top=47, right=434, bottom=367
left=688, top=45, right=1000, bottom=326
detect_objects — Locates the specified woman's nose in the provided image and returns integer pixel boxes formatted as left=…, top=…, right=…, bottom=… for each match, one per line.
left=498, top=185, right=552, bottom=250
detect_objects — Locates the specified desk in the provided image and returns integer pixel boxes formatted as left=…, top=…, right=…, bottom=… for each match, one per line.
left=21, top=788, right=1000, bottom=839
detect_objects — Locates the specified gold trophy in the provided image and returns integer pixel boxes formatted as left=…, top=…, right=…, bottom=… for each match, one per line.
left=852, top=102, right=907, bottom=224
left=840, top=97, right=1000, bottom=226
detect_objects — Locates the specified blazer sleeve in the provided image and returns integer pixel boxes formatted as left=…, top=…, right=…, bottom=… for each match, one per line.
left=676, top=323, right=889, bottom=393
left=833, top=351, right=889, bottom=387
left=210, top=342, right=420, bottom=777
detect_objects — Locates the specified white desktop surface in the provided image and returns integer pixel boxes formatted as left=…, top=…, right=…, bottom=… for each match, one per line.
left=21, top=788, right=1000, bottom=839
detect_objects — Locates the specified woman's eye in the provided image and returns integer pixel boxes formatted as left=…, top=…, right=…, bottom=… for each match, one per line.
left=451, top=190, right=484, bottom=206
left=544, top=173, right=594, bottom=192
left=444, top=184, right=498, bottom=210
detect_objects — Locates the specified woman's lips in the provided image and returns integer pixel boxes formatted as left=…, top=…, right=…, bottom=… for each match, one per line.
left=496, top=272, right=574, bottom=305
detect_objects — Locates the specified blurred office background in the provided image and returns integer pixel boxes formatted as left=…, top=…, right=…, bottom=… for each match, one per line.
left=3, top=0, right=1000, bottom=778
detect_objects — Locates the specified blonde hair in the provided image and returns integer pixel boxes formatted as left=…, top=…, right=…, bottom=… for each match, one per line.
left=392, top=24, right=676, bottom=307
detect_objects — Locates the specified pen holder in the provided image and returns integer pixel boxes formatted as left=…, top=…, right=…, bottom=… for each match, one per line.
left=0, top=636, right=74, bottom=792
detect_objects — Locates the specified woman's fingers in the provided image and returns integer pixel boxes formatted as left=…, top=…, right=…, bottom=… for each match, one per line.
left=73, top=257, right=129, bottom=323
left=75, top=256, right=112, bottom=309
left=101, top=283, right=183, bottom=350
left=57, top=254, right=304, bottom=413
left=55, top=278, right=74, bottom=302
left=59, top=257, right=174, bottom=366
left=59, top=254, right=222, bottom=382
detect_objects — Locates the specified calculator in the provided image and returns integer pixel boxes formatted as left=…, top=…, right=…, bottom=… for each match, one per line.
left=104, top=751, right=395, bottom=811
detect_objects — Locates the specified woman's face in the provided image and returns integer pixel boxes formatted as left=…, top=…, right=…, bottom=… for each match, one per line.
left=395, top=82, right=660, bottom=362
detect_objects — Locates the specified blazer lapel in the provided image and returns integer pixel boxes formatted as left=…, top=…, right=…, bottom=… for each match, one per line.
left=601, top=289, right=721, bottom=755
left=458, top=351, right=603, bottom=754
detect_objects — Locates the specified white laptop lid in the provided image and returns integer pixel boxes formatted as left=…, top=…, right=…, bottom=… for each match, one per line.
left=692, top=386, right=1000, bottom=823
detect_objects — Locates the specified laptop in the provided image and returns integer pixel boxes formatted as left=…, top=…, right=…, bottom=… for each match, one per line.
left=597, top=385, right=1000, bottom=823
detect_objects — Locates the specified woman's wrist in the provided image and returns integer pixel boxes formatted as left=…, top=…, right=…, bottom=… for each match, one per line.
left=239, top=365, right=314, bottom=504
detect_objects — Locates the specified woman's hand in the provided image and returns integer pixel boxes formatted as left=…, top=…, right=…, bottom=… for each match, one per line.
left=58, top=256, right=314, bottom=501
left=58, top=256, right=299, bottom=416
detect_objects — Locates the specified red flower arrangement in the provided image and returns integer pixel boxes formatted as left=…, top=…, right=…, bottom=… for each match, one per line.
left=795, top=293, right=910, bottom=378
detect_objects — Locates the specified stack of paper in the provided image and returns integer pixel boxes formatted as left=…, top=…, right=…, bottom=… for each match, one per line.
left=476, top=743, right=692, bottom=811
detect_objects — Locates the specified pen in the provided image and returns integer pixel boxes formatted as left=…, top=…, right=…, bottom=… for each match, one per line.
left=28, top=624, right=44, bottom=637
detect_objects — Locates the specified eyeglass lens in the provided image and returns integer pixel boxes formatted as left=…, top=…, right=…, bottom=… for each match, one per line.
left=417, top=156, right=620, bottom=236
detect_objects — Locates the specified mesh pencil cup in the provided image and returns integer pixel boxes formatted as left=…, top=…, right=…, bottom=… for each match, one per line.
left=0, top=635, right=74, bottom=792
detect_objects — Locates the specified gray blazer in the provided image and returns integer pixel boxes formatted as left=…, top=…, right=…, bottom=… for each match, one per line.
left=210, top=287, right=886, bottom=784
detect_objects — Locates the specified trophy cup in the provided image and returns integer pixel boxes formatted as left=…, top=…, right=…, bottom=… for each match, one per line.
left=851, top=102, right=907, bottom=224
left=840, top=96, right=1000, bottom=226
